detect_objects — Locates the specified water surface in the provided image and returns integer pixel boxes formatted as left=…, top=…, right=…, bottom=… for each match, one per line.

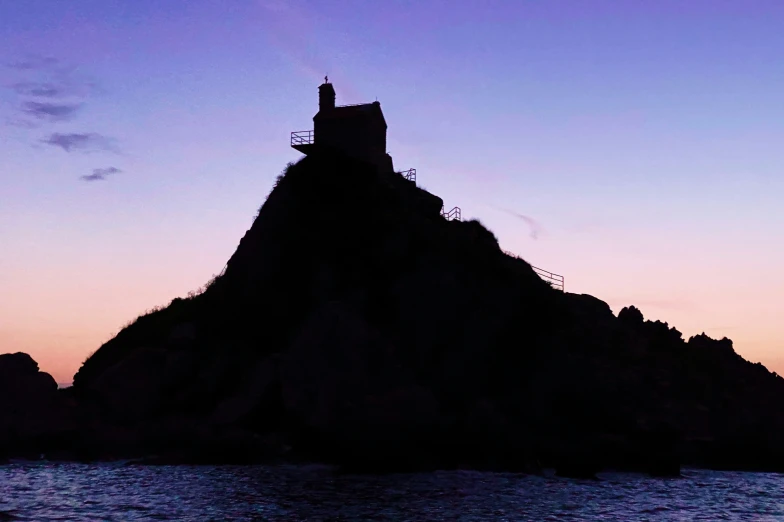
left=1, top=463, right=782, bottom=521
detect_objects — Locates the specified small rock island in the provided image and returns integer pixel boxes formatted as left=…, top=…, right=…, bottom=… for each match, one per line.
left=3, top=81, right=784, bottom=477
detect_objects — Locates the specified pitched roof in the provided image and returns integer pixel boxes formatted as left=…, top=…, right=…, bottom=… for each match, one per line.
left=315, top=102, right=386, bottom=123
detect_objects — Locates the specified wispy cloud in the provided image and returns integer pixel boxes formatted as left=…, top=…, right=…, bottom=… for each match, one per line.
left=258, top=1, right=328, bottom=83
left=4, top=54, right=101, bottom=122
left=494, top=207, right=544, bottom=240
left=257, top=0, right=362, bottom=101
left=4, top=54, right=122, bottom=181
left=11, top=81, right=67, bottom=98
left=21, top=101, right=82, bottom=122
left=4, top=117, right=39, bottom=129
left=42, top=132, right=118, bottom=153
left=80, top=167, right=121, bottom=182
left=5, top=55, right=59, bottom=71
left=260, top=0, right=290, bottom=12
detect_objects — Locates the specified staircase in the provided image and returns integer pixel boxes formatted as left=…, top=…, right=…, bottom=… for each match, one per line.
left=399, top=168, right=416, bottom=183
left=440, top=205, right=462, bottom=221
left=397, top=168, right=564, bottom=291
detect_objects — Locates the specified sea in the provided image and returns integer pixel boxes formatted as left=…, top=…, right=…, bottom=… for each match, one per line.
left=1, top=463, right=782, bottom=521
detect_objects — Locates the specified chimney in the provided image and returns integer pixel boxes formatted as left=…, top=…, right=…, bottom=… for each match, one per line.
left=319, top=81, right=336, bottom=112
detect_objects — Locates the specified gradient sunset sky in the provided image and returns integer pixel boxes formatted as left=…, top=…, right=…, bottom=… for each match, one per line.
left=2, top=0, right=783, bottom=384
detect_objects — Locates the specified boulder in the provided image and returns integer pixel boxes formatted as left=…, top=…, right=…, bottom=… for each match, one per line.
left=0, top=352, right=41, bottom=378
left=0, top=352, right=70, bottom=457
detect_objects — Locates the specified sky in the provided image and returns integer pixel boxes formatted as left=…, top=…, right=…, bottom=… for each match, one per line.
left=1, top=0, right=783, bottom=384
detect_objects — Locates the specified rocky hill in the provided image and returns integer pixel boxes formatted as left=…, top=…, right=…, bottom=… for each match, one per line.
left=4, top=149, right=784, bottom=474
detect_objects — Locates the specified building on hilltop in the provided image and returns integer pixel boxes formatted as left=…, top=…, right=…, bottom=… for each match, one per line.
left=291, top=78, right=394, bottom=171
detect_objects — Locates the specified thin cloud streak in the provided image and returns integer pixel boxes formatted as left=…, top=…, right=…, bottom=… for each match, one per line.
left=4, top=55, right=125, bottom=176
left=257, top=0, right=363, bottom=101
left=11, top=81, right=67, bottom=98
left=21, top=101, right=82, bottom=122
left=42, top=132, right=118, bottom=153
left=5, top=55, right=59, bottom=71
left=80, top=167, right=121, bottom=182
left=4, top=55, right=102, bottom=125
left=494, top=206, right=544, bottom=240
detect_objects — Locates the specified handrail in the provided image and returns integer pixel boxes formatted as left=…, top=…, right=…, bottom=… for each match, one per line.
left=502, top=250, right=564, bottom=291
left=285, top=125, right=566, bottom=290
left=399, top=168, right=416, bottom=183
left=291, top=130, right=314, bottom=146
left=440, top=205, right=462, bottom=221
left=532, top=266, right=565, bottom=291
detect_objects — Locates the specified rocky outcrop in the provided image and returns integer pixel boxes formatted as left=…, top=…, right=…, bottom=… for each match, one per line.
left=12, top=149, right=781, bottom=474
left=0, top=353, right=72, bottom=458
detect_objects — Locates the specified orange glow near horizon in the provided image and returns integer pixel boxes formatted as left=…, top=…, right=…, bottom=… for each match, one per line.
left=3, top=209, right=784, bottom=385
left=2, top=1, right=783, bottom=384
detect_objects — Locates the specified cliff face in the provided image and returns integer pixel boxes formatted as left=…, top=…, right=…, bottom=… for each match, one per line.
left=56, top=150, right=784, bottom=472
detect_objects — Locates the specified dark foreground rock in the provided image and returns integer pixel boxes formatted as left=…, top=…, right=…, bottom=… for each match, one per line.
left=0, top=353, right=75, bottom=459
left=5, top=150, right=784, bottom=473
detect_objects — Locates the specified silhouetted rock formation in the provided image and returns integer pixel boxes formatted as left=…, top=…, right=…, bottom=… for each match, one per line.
left=6, top=150, right=784, bottom=474
left=0, top=353, right=74, bottom=459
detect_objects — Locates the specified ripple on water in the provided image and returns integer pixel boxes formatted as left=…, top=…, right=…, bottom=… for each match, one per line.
left=0, top=464, right=783, bottom=521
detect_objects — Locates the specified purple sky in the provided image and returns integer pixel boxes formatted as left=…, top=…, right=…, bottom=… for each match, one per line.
left=2, top=0, right=784, bottom=383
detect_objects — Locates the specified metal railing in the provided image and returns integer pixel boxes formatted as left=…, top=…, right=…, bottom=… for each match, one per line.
left=285, top=131, right=566, bottom=290
left=291, top=130, right=314, bottom=146
left=502, top=250, right=564, bottom=291
left=441, top=206, right=462, bottom=221
left=532, top=266, right=565, bottom=291
left=399, top=168, right=416, bottom=183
